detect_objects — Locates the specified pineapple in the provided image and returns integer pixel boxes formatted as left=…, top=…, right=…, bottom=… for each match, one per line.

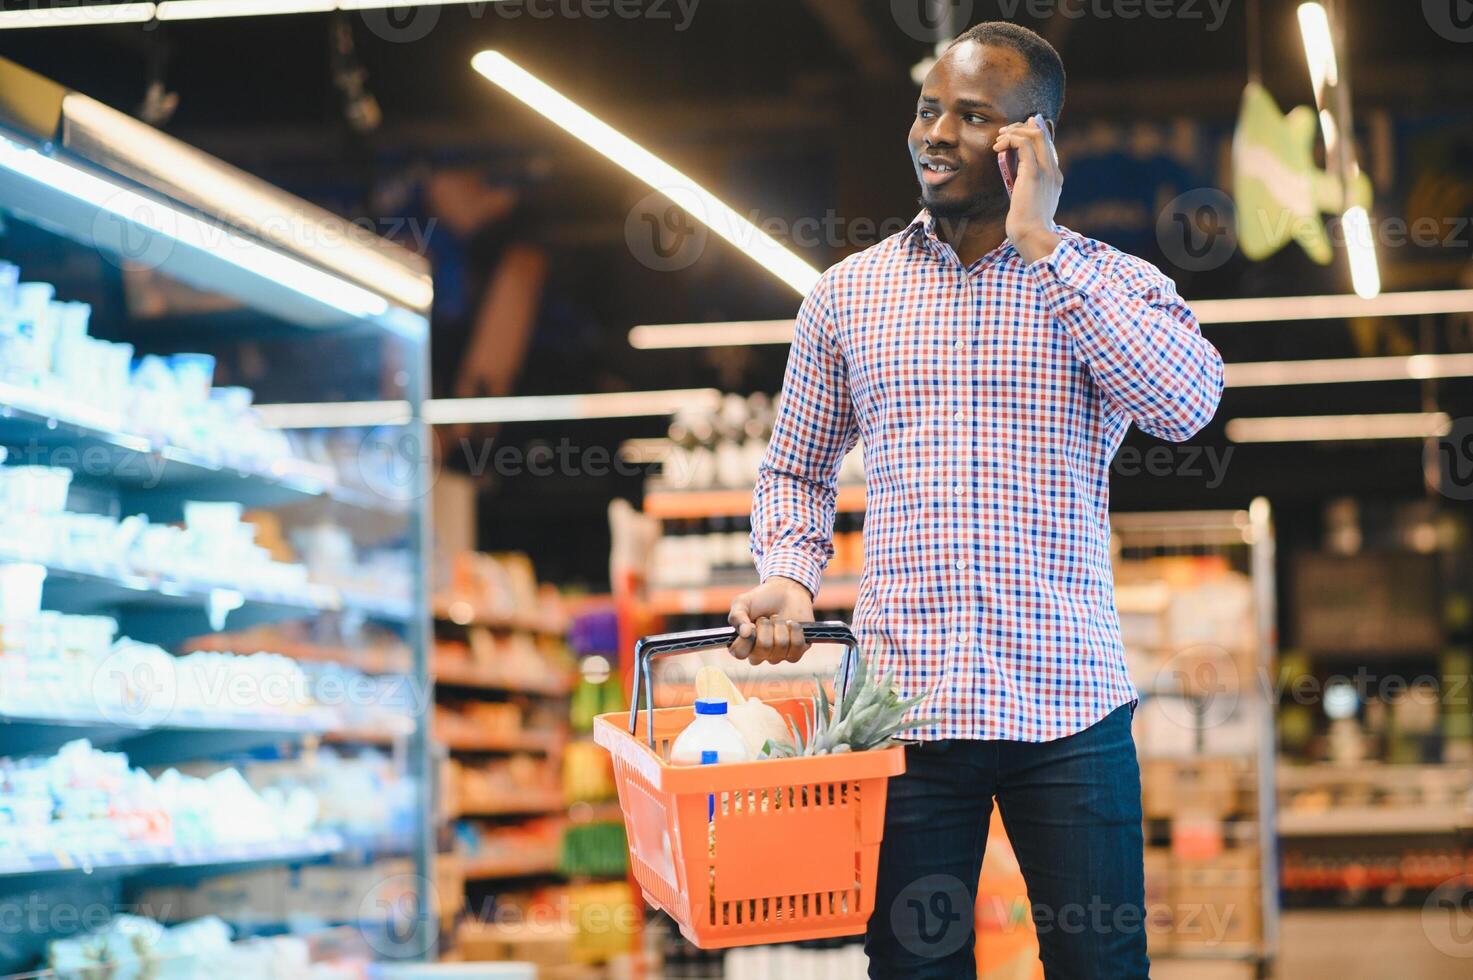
left=760, top=651, right=936, bottom=758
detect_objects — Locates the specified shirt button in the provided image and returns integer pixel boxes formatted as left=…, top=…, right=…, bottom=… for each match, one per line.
left=952, top=483, right=964, bottom=495
left=955, top=559, right=967, bottom=571
left=953, top=410, right=965, bottom=422
left=954, top=340, right=965, bottom=350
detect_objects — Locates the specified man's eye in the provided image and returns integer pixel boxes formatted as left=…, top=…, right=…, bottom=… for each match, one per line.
left=964, top=114, right=986, bottom=124
left=917, top=109, right=934, bottom=119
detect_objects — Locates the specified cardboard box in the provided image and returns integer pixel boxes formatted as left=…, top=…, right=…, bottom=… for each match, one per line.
left=1142, top=758, right=1241, bottom=820
left=1170, top=864, right=1261, bottom=949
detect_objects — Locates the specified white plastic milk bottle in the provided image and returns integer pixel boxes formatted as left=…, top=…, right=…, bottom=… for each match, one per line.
left=670, top=697, right=750, bottom=765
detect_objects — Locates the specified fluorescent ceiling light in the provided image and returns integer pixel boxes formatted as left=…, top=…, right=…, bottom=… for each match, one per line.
left=0, top=136, right=388, bottom=319
left=1341, top=205, right=1381, bottom=300
left=254, top=401, right=413, bottom=429
left=1297, top=3, right=1338, bottom=97
left=425, top=389, right=722, bottom=426
left=626, top=290, right=1473, bottom=349
left=0, top=3, right=156, bottom=28
left=471, top=50, right=820, bottom=296
left=629, top=320, right=799, bottom=350
left=1226, top=353, right=1473, bottom=388
left=256, top=389, right=722, bottom=429
left=1226, top=412, right=1451, bottom=443
left=156, top=0, right=335, bottom=20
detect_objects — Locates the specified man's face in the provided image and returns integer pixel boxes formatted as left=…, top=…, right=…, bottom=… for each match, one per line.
left=908, top=41, right=1035, bottom=220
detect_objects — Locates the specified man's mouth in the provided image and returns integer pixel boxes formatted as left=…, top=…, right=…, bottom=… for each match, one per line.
left=919, top=157, right=961, bottom=187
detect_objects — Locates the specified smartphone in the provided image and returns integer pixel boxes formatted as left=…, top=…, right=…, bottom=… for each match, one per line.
left=998, top=147, right=1018, bottom=197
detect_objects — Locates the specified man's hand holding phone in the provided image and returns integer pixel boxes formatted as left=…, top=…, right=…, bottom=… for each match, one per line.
left=995, top=112, right=1063, bottom=264
left=728, top=576, right=815, bottom=665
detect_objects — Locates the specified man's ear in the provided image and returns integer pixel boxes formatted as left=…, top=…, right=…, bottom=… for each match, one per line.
left=1042, top=117, right=1057, bottom=141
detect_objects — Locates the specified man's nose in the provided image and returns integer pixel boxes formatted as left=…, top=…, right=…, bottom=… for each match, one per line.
left=924, top=114, right=958, bottom=147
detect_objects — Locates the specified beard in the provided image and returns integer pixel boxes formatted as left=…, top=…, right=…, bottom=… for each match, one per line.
left=918, top=184, right=1009, bottom=222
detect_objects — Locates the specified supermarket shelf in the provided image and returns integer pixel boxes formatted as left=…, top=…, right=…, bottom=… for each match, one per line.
left=459, top=852, right=561, bottom=882
left=645, top=578, right=862, bottom=616
left=189, top=636, right=412, bottom=675
left=0, top=385, right=405, bottom=517
left=567, top=801, right=624, bottom=825
left=431, top=597, right=567, bottom=635
left=0, top=832, right=344, bottom=880
left=433, top=659, right=573, bottom=697
left=1278, top=806, right=1469, bottom=837
left=439, top=730, right=562, bottom=755
left=0, top=703, right=337, bottom=765
left=320, top=717, right=416, bottom=747
left=20, top=559, right=412, bottom=634
left=452, top=793, right=567, bottom=819
left=643, top=484, right=866, bottom=519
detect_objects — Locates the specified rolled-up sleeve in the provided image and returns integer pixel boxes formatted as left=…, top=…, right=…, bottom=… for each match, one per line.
left=750, top=273, right=859, bottom=598
left=1028, top=237, right=1224, bottom=442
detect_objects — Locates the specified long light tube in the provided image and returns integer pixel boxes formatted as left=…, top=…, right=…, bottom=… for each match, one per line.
left=0, top=1, right=502, bottom=29
left=0, top=3, right=156, bottom=28
left=1226, top=353, right=1473, bottom=388
left=471, top=50, right=820, bottom=296
left=0, top=136, right=388, bottom=319
left=627, top=289, right=1473, bottom=350
left=1298, top=1, right=1379, bottom=299
left=155, top=0, right=334, bottom=19
left=1226, top=412, right=1451, bottom=443
left=257, top=389, right=722, bottom=429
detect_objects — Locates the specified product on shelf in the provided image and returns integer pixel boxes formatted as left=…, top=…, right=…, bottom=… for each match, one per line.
left=46, top=913, right=325, bottom=979
left=0, top=740, right=321, bottom=858
left=242, top=749, right=416, bottom=842
left=0, top=264, right=320, bottom=478
left=445, top=755, right=561, bottom=818
left=437, top=551, right=568, bottom=630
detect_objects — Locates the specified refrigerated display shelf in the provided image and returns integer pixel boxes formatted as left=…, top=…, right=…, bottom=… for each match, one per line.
left=0, top=386, right=404, bottom=516
left=18, top=558, right=411, bottom=626
left=0, top=832, right=345, bottom=880
left=0, top=703, right=337, bottom=764
left=642, top=484, right=866, bottom=519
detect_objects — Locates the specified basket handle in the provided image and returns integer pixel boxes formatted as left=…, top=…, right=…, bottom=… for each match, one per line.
left=627, top=620, right=860, bottom=749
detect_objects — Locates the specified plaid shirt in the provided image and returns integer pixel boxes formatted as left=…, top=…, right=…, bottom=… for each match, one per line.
left=751, top=210, right=1224, bottom=741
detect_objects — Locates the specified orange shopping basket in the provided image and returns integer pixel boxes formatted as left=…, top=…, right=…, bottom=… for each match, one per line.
left=592, top=621, right=906, bottom=949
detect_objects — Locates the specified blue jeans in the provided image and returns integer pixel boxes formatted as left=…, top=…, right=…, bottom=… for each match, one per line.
left=864, top=703, right=1148, bottom=979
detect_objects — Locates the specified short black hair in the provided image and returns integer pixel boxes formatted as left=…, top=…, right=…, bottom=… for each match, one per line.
left=949, top=21, right=1066, bottom=124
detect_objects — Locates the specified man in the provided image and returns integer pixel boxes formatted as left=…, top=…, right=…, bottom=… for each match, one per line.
left=727, top=21, right=1224, bottom=980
